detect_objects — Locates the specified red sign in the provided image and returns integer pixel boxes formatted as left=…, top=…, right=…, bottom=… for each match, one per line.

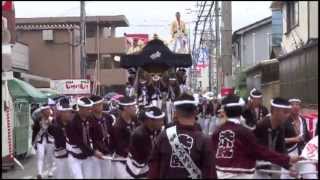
left=124, top=33, right=149, bottom=44
left=221, top=87, right=234, bottom=96
left=2, top=1, right=13, bottom=11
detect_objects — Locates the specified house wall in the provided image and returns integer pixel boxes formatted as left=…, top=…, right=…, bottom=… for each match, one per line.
left=236, top=23, right=272, bottom=69
left=17, top=29, right=81, bottom=81
left=246, top=71, right=261, bottom=91
left=261, top=80, right=280, bottom=109
left=281, top=2, right=310, bottom=53
left=309, top=1, right=319, bottom=39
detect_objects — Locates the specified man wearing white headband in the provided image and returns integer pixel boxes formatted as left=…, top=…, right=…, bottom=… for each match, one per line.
left=89, top=95, right=115, bottom=178
left=211, top=95, right=302, bottom=179
left=125, top=106, right=165, bottom=178
left=51, top=97, right=73, bottom=178
left=32, top=104, right=55, bottom=179
left=281, top=98, right=311, bottom=179
left=242, top=88, right=269, bottom=130
left=148, top=93, right=216, bottom=179
left=253, top=97, right=295, bottom=178
left=111, top=96, right=139, bottom=178
left=65, top=97, right=97, bottom=178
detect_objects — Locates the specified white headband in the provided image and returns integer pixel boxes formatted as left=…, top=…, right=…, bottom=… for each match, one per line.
left=119, top=101, right=136, bottom=106
left=145, top=111, right=165, bottom=119
left=224, top=98, right=245, bottom=107
left=289, top=98, right=301, bottom=103
left=77, top=98, right=94, bottom=107
left=40, top=106, right=51, bottom=110
left=173, top=100, right=197, bottom=106
left=250, top=88, right=262, bottom=98
left=169, top=78, right=176, bottom=81
left=270, top=100, right=292, bottom=109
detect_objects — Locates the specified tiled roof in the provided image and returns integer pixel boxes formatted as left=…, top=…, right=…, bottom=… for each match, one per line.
left=16, top=24, right=79, bottom=30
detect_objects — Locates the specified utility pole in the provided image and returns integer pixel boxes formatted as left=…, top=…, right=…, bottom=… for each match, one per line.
left=191, top=1, right=214, bottom=92
left=208, top=4, right=214, bottom=91
left=80, top=1, right=86, bottom=79
left=221, top=1, right=232, bottom=87
left=215, top=1, right=221, bottom=96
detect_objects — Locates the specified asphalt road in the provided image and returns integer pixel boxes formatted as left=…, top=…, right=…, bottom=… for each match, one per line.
left=2, top=155, right=55, bottom=179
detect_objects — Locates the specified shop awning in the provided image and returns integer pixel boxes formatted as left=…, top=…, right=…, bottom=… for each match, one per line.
left=7, top=78, right=47, bottom=103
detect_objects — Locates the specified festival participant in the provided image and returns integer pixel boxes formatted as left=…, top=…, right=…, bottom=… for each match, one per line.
left=89, top=95, right=115, bottom=178
left=212, top=94, right=303, bottom=179
left=66, top=97, right=102, bottom=178
left=32, top=104, right=55, bottom=179
left=253, top=97, right=293, bottom=178
left=147, top=74, right=165, bottom=109
left=125, top=68, right=137, bottom=97
left=171, top=12, right=187, bottom=53
left=242, top=88, right=269, bottom=130
left=125, top=106, right=165, bottom=178
left=298, top=135, right=318, bottom=179
left=110, top=96, right=139, bottom=178
left=51, top=97, right=73, bottom=178
left=165, top=73, right=181, bottom=124
left=281, top=98, right=311, bottom=179
left=148, top=93, right=216, bottom=179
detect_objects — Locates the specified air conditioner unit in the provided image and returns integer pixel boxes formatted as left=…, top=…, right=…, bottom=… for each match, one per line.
left=42, top=30, right=53, bottom=41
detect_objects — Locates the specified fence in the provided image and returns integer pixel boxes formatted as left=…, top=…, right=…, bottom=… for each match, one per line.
left=278, top=40, right=318, bottom=107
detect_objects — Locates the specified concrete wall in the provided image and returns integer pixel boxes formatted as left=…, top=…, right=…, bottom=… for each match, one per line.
left=261, top=80, right=280, bottom=109
left=246, top=72, right=261, bottom=91
left=241, top=23, right=272, bottom=69
left=86, top=37, right=127, bottom=54
left=310, top=1, right=319, bottom=39
left=17, top=29, right=81, bottom=81
left=87, top=68, right=127, bottom=86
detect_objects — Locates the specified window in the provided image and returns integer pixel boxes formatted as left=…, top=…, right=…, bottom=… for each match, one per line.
left=100, top=57, right=113, bottom=69
left=286, top=1, right=299, bottom=31
left=86, top=25, right=96, bottom=38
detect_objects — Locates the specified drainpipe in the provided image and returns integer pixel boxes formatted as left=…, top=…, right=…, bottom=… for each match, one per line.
left=252, top=33, right=256, bottom=65
left=240, top=35, right=244, bottom=68
left=307, top=1, right=310, bottom=42
left=97, top=18, right=101, bottom=95
left=267, top=32, right=270, bottom=58
left=68, top=28, right=73, bottom=78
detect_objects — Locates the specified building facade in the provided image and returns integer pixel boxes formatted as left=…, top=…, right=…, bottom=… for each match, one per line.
left=16, top=16, right=130, bottom=94
left=232, top=16, right=272, bottom=70
left=271, top=1, right=318, bottom=54
left=271, top=1, right=318, bottom=108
